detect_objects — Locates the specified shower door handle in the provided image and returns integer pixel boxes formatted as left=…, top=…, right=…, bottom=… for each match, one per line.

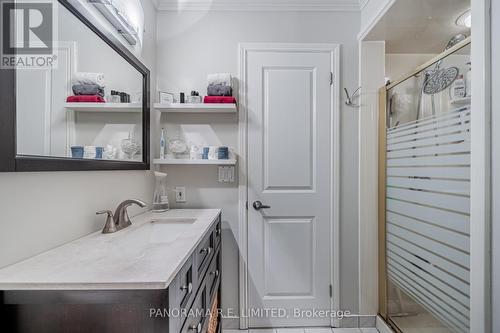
left=253, top=201, right=271, bottom=210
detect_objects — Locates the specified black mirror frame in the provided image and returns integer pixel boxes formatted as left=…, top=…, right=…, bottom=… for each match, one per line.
left=0, top=0, right=150, bottom=172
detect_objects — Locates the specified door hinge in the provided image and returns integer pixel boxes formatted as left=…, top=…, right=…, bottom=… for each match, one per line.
left=245, top=201, right=248, bottom=210
left=330, top=72, right=334, bottom=86
left=329, top=284, right=333, bottom=298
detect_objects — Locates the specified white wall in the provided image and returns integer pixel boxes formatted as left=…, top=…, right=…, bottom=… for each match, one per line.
left=469, top=0, right=491, bottom=330
left=358, top=41, right=385, bottom=315
left=491, top=0, right=499, bottom=331
left=156, top=9, right=361, bottom=324
left=0, top=0, right=157, bottom=268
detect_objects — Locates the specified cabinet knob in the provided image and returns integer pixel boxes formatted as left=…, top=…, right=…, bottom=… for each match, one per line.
left=180, top=282, right=193, bottom=294
left=189, top=322, right=201, bottom=333
left=200, top=247, right=212, bottom=254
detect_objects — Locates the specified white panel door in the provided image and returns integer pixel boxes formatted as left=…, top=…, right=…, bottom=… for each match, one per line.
left=246, top=45, right=335, bottom=327
left=16, top=44, right=74, bottom=157
left=16, top=68, right=52, bottom=156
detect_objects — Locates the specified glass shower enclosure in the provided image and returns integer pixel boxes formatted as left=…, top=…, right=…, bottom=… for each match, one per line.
left=379, top=40, right=471, bottom=333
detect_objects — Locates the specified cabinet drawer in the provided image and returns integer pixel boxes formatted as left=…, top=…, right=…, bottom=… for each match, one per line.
left=178, top=257, right=196, bottom=310
left=196, top=231, right=214, bottom=278
left=206, top=248, right=221, bottom=305
left=181, top=282, right=208, bottom=333
left=213, top=216, right=222, bottom=250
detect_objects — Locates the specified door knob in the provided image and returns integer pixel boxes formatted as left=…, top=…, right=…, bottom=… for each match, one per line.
left=253, top=201, right=271, bottom=210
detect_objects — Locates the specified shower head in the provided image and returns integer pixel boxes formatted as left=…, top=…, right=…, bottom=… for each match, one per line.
left=417, top=34, right=467, bottom=120
left=423, top=66, right=459, bottom=95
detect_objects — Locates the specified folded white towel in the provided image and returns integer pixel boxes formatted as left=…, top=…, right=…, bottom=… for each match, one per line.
left=72, top=72, right=105, bottom=87
left=207, top=73, right=231, bottom=87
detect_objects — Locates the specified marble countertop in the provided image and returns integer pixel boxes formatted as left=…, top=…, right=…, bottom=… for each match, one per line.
left=0, top=209, right=221, bottom=290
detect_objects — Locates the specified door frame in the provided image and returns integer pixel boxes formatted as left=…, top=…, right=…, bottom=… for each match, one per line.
left=237, top=43, right=341, bottom=329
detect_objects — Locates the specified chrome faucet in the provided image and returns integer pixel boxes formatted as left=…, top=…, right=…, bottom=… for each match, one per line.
left=96, top=199, right=147, bottom=234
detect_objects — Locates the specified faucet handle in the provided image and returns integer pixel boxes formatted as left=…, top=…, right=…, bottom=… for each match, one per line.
left=96, top=210, right=113, bottom=216
left=97, top=210, right=117, bottom=234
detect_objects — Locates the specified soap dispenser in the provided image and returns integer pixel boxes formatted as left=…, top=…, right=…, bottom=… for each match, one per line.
left=153, top=171, right=170, bottom=212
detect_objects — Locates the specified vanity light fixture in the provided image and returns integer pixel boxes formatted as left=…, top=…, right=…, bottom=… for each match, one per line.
left=456, top=9, right=471, bottom=28
left=88, top=0, right=139, bottom=45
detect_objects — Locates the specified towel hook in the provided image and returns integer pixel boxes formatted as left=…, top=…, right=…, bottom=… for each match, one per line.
left=344, top=86, right=361, bottom=107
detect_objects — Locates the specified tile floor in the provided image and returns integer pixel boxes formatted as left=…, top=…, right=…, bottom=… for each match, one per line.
left=224, top=328, right=379, bottom=333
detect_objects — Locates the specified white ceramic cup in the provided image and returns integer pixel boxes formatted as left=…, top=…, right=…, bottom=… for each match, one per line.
left=84, top=146, right=96, bottom=159
left=208, top=146, right=219, bottom=160
left=190, top=145, right=201, bottom=159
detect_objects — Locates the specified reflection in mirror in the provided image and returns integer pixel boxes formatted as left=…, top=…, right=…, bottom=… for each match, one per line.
left=16, top=1, right=143, bottom=162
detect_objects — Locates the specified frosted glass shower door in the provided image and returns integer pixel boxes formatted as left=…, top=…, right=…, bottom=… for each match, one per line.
left=382, top=42, right=471, bottom=333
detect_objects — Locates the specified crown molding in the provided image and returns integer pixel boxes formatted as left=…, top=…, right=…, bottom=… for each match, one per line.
left=156, top=0, right=361, bottom=12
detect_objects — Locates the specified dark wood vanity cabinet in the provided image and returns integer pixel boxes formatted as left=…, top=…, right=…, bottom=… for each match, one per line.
left=169, top=216, right=222, bottom=333
left=0, top=215, right=222, bottom=333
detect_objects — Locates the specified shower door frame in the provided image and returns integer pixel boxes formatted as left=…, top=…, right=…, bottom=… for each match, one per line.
left=378, top=37, right=472, bottom=332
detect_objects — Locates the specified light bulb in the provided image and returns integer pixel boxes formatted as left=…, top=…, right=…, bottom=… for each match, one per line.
left=456, top=9, right=471, bottom=28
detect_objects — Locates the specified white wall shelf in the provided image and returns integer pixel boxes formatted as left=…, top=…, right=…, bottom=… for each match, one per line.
left=154, top=103, right=237, bottom=113
left=450, top=97, right=471, bottom=106
left=153, top=158, right=237, bottom=165
left=64, top=103, right=142, bottom=112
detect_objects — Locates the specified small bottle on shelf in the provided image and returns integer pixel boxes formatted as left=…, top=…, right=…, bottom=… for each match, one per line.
left=160, top=128, right=166, bottom=159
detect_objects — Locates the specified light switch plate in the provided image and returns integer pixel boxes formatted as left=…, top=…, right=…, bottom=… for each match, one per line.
left=175, top=187, right=186, bottom=203
left=218, top=166, right=235, bottom=183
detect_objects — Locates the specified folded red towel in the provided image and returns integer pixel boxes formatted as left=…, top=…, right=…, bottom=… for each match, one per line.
left=66, top=95, right=105, bottom=103
left=203, top=96, right=236, bottom=104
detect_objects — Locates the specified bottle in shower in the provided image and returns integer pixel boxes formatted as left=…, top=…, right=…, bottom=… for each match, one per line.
left=450, top=74, right=466, bottom=100
left=465, top=62, right=472, bottom=97
left=153, top=171, right=170, bottom=212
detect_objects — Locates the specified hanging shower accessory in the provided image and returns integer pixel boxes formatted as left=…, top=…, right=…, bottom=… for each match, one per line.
left=344, top=87, right=361, bottom=107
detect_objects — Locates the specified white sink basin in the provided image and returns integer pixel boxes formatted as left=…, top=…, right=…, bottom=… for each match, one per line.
left=120, top=218, right=196, bottom=244
left=147, top=218, right=196, bottom=243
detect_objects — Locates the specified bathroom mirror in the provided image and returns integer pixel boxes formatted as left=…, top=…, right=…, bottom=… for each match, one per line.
left=0, top=0, right=150, bottom=171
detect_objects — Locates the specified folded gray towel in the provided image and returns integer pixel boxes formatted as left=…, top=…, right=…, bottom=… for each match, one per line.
left=72, top=84, right=104, bottom=97
left=207, top=73, right=231, bottom=86
left=207, top=84, right=232, bottom=96
left=72, top=72, right=105, bottom=87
